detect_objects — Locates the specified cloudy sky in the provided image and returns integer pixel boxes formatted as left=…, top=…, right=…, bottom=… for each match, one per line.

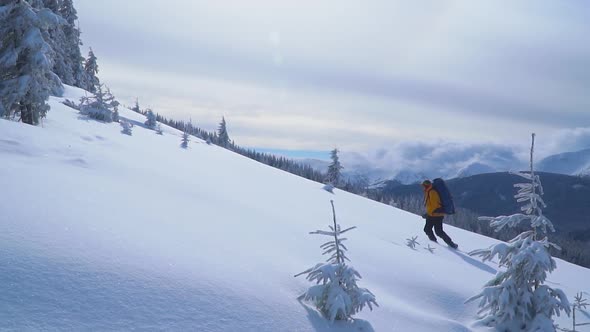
left=76, top=0, right=590, bottom=162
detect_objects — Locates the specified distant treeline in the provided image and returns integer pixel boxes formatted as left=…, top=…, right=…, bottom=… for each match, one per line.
left=130, top=106, right=332, bottom=185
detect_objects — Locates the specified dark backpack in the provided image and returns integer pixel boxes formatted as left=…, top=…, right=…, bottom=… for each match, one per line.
left=432, top=178, right=455, bottom=215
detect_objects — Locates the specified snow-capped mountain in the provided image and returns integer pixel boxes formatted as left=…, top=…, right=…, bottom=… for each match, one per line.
left=538, top=148, right=590, bottom=176
left=301, top=158, right=507, bottom=185
left=339, top=146, right=522, bottom=183
left=1, top=87, right=588, bottom=331
left=303, top=146, right=590, bottom=187
left=453, top=162, right=497, bottom=178
left=390, top=169, right=429, bottom=184
left=299, top=158, right=396, bottom=184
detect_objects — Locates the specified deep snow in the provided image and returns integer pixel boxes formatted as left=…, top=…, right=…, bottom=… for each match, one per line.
left=1, top=86, right=588, bottom=331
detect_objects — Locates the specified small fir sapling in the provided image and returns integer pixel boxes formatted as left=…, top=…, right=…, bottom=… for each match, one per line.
left=180, top=130, right=190, bottom=149
left=467, top=134, right=570, bottom=331
left=295, top=200, right=378, bottom=322
left=120, top=120, right=132, bottom=136
left=570, top=292, right=590, bottom=331
left=131, top=99, right=141, bottom=114
left=557, top=292, right=590, bottom=332
left=326, top=148, right=344, bottom=187
left=217, top=116, right=230, bottom=147
left=145, top=108, right=157, bottom=128
left=78, top=84, right=119, bottom=123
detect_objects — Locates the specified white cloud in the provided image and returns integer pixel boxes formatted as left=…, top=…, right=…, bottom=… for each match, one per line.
left=541, top=128, right=590, bottom=157
left=341, top=141, right=525, bottom=179
left=75, top=0, right=590, bottom=152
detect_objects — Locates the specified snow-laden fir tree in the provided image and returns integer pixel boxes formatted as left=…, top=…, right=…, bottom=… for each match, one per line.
left=39, top=0, right=75, bottom=86
left=0, top=0, right=63, bottom=125
left=42, top=0, right=58, bottom=12
left=145, top=108, right=157, bottom=128
left=58, top=0, right=87, bottom=89
left=23, top=0, right=64, bottom=96
left=180, top=130, right=190, bottom=149
left=156, top=123, right=163, bottom=135
left=84, top=48, right=99, bottom=92
left=120, top=119, right=132, bottom=136
left=467, top=134, right=570, bottom=332
left=295, top=200, right=378, bottom=322
left=131, top=98, right=141, bottom=114
left=326, top=148, right=344, bottom=187
left=217, top=116, right=230, bottom=147
left=78, top=84, right=119, bottom=123
left=106, top=87, right=119, bottom=122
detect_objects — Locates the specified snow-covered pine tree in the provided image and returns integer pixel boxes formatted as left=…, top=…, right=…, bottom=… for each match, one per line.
left=84, top=48, right=99, bottom=92
left=25, top=0, right=43, bottom=9
left=39, top=0, right=75, bottom=86
left=120, top=119, right=132, bottom=136
left=156, top=123, right=163, bottom=135
left=24, top=0, right=64, bottom=96
left=42, top=0, right=58, bottom=12
left=180, top=130, right=190, bottom=149
left=0, top=0, right=63, bottom=125
left=217, top=116, right=230, bottom=147
left=145, top=108, right=157, bottom=128
left=326, top=148, right=344, bottom=187
left=295, top=200, right=378, bottom=322
left=131, top=98, right=141, bottom=114
left=105, top=87, right=119, bottom=122
left=58, top=0, right=86, bottom=90
left=78, top=84, right=119, bottom=122
left=467, top=134, right=570, bottom=332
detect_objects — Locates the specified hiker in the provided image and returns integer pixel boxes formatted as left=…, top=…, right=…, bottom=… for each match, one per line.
left=421, top=179, right=458, bottom=249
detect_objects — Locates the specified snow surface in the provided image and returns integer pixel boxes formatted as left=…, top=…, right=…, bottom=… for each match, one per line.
left=1, top=86, right=589, bottom=331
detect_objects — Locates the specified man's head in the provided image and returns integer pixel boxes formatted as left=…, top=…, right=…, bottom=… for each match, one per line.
left=421, top=180, right=432, bottom=190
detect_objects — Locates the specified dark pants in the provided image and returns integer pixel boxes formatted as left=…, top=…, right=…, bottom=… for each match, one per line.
left=424, top=216, right=455, bottom=246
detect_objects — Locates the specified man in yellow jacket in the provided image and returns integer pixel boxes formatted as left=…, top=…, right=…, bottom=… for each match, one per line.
left=422, top=180, right=458, bottom=249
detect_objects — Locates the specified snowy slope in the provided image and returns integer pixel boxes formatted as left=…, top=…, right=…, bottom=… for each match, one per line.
left=1, top=87, right=589, bottom=331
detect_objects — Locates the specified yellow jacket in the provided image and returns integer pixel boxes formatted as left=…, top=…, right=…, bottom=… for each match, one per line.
left=424, top=188, right=445, bottom=217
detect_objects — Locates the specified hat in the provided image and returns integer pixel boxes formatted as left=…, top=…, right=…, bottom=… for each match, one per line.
left=421, top=180, right=432, bottom=186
